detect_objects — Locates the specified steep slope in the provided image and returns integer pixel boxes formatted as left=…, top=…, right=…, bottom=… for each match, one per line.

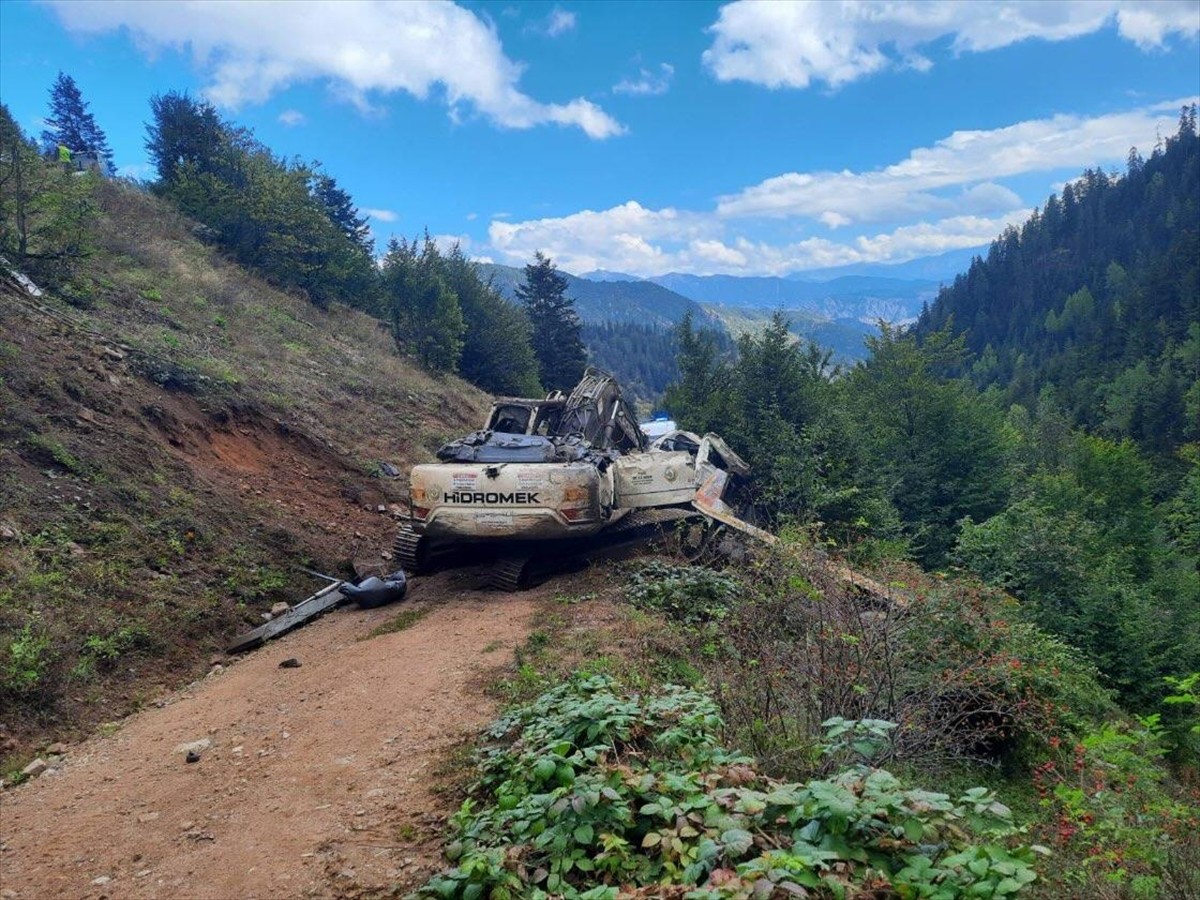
left=0, top=182, right=490, bottom=763
left=917, top=117, right=1199, bottom=452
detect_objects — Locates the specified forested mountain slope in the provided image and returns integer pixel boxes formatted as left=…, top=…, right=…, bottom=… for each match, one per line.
left=664, top=113, right=1200, bottom=726
left=476, top=261, right=704, bottom=328
left=918, top=111, right=1199, bottom=454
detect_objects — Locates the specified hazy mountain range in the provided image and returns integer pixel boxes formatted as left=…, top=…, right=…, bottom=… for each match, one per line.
left=479, top=246, right=981, bottom=364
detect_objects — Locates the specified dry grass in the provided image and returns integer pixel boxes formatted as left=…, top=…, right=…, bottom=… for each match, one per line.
left=83, top=182, right=489, bottom=462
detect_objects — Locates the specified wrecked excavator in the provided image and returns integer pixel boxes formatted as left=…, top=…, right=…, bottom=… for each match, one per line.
left=393, top=368, right=774, bottom=589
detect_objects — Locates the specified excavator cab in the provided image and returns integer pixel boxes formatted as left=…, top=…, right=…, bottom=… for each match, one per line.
left=484, top=393, right=567, bottom=436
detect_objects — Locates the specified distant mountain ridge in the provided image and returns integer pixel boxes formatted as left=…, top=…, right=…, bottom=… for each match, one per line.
left=482, top=245, right=984, bottom=329
left=787, top=246, right=984, bottom=283
left=475, top=247, right=982, bottom=382
left=475, top=262, right=707, bottom=328
left=648, top=273, right=938, bottom=324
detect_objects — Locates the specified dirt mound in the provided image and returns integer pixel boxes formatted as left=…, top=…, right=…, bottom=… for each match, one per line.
left=0, top=571, right=538, bottom=899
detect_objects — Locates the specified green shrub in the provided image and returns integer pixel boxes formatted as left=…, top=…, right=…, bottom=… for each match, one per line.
left=1030, top=719, right=1199, bottom=897
left=2, top=624, right=52, bottom=696
left=625, top=561, right=741, bottom=626
left=710, top=544, right=1116, bottom=780
left=417, top=675, right=1041, bottom=899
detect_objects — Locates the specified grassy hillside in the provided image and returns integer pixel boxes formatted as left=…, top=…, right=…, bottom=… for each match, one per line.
left=0, top=181, right=490, bottom=763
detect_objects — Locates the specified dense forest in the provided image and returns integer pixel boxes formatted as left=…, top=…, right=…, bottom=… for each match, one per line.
left=918, top=107, right=1199, bottom=456
left=583, top=320, right=733, bottom=408
left=667, top=110, right=1200, bottom=719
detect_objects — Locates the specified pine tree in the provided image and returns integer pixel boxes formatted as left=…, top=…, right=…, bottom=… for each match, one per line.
left=442, top=244, right=541, bottom=396
left=664, top=311, right=728, bottom=434
left=311, top=171, right=373, bottom=256
left=1, top=103, right=97, bottom=277
left=516, top=252, right=586, bottom=391
left=145, top=92, right=223, bottom=184
left=380, top=237, right=464, bottom=372
left=40, top=72, right=113, bottom=165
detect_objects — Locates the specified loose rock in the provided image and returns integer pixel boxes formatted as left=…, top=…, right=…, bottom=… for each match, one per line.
left=174, top=738, right=211, bottom=755
left=45, top=742, right=67, bottom=756
left=270, top=601, right=290, bottom=617
left=185, top=751, right=201, bottom=764
left=21, top=758, right=47, bottom=778
left=279, top=658, right=302, bottom=669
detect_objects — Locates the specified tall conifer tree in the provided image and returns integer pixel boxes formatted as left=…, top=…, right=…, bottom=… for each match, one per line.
left=516, top=252, right=586, bottom=391
left=40, top=72, right=113, bottom=166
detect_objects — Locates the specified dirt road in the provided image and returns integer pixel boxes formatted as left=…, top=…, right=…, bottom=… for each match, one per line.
left=0, top=571, right=537, bottom=900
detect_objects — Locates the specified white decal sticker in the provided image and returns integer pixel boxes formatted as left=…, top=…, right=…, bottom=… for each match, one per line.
left=476, top=512, right=514, bottom=528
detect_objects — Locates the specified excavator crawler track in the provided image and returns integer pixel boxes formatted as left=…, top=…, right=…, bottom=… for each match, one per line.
left=393, top=524, right=431, bottom=574
left=488, top=556, right=533, bottom=592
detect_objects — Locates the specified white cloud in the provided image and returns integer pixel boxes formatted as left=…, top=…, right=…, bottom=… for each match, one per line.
left=613, top=63, right=675, bottom=96
left=546, top=7, right=577, bottom=37
left=525, top=6, right=577, bottom=37
left=363, top=208, right=398, bottom=222
left=485, top=97, right=1189, bottom=276
left=277, top=108, right=306, bottom=126
left=689, top=238, right=748, bottom=268
left=716, top=100, right=1190, bottom=223
left=431, top=233, right=472, bottom=254
left=704, top=0, right=1199, bottom=90
left=46, top=0, right=623, bottom=139
left=487, top=204, right=1026, bottom=276
left=489, top=200, right=713, bottom=273
left=116, top=162, right=154, bottom=180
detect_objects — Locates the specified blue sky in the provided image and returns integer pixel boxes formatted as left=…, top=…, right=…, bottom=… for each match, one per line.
left=1, top=0, right=1197, bottom=276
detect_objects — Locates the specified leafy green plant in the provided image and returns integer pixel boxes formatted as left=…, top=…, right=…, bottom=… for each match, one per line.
left=80, top=625, right=154, bottom=670
left=1030, top=719, right=1198, bottom=897
left=820, top=716, right=896, bottom=764
left=1162, top=672, right=1200, bottom=742
left=625, top=561, right=741, bottom=626
left=2, top=624, right=52, bottom=695
left=417, top=676, right=1040, bottom=899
